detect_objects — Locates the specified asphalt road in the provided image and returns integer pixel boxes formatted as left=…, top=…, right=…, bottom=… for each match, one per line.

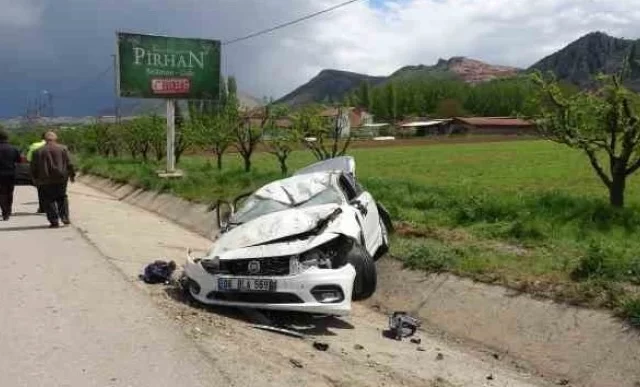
left=0, top=187, right=222, bottom=387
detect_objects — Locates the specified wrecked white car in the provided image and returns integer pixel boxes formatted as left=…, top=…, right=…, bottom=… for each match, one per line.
left=184, top=157, right=393, bottom=316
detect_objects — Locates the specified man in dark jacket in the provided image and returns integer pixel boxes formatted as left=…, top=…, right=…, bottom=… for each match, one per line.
left=0, top=129, right=21, bottom=220
left=31, top=131, right=76, bottom=228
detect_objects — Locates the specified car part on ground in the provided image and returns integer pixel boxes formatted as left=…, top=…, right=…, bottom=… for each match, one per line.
left=184, top=156, right=392, bottom=315
left=386, top=312, right=421, bottom=340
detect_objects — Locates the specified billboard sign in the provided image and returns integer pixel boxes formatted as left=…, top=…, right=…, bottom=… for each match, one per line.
left=117, top=32, right=221, bottom=99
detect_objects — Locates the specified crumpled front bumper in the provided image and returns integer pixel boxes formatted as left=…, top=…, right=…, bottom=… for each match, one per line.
left=184, top=255, right=356, bottom=316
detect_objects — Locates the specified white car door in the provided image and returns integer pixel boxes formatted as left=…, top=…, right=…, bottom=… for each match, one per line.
left=337, top=174, right=382, bottom=256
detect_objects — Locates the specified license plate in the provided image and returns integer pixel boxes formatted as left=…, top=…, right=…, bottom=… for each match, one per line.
left=218, top=278, right=277, bottom=292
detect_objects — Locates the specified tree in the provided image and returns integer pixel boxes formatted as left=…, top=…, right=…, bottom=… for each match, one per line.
left=173, top=100, right=196, bottom=165
left=386, top=82, right=398, bottom=122
left=264, top=105, right=298, bottom=175
left=234, top=96, right=262, bottom=172
left=358, top=81, right=372, bottom=110
left=532, top=69, right=640, bottom=207
left=436, top=98, right=466, bottom=118
left=123, top=117, right=154, bottom=161
left=196, top=105, right=235, bottom=170
left=148, top=114, right=165, bottom=161
left=301, top=106, right=353, bottom=161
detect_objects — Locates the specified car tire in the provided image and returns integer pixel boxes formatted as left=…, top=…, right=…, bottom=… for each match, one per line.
left=347, top=243, right=377, bottom=301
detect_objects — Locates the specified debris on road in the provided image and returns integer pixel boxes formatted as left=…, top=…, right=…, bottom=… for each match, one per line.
left=417, top=347, right=426, bottom=352
left=354, top=344, right=365, bottom=350
left=556, top=379, right=570, bottom=386
left=313, top=341, right=329, bottom=351
left=289, top=359, right=304, bottom=369
left=140, top=260, right=176, bottom=284
left=487, top=374, right=494, bottom=380
left=252, top=324, right=305, bottom=339
left=436, top=353, right=444, bottom=361
left=410, top=337, right=422, bottom=345
left=385, top=312, right=420, bottom=340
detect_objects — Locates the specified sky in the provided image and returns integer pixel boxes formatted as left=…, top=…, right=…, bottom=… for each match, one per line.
left=2, top=0, right=640, bottom=117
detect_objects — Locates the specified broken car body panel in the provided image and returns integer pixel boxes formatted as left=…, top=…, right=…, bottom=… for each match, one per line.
left=184, top=157, right=389, bottom=316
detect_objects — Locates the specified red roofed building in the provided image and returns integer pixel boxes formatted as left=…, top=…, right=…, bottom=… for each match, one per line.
left=451, top=117, right=536, bottom=135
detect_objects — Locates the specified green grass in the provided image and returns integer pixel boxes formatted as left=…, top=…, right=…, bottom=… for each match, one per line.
left=79, top=140, right=640, bottom=322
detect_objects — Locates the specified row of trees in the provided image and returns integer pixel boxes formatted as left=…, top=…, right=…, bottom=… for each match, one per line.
left=343, top=75, right=576, bottom=121
left=51, top=77, right=353, bottom=176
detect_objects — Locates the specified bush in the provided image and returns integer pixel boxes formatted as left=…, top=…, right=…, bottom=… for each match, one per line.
left=403, top=242, right=465, bottom=273
left=621, top=298, right=640, bottom=327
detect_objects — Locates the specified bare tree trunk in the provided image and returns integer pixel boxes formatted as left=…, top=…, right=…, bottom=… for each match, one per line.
left=243, top=156, right=251, bottom=172
left=610, top=172, right=626, bottom=207
left=217, top=153, right=223, bottom=170
left=278, top=155, right=288, bottom=176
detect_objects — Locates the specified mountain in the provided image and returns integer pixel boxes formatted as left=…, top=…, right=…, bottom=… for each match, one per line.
left=277, top=57, right=520, bottom=106
left=277, top=69, right=386, bottom=106
left=528, top=31, right=639, bottom=89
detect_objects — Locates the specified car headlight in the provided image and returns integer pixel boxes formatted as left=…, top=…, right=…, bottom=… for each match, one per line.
left=298, top=236, right=354, bottom=271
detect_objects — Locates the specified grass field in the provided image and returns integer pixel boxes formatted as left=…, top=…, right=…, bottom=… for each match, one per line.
left=79, top=139, right=640, bottom=325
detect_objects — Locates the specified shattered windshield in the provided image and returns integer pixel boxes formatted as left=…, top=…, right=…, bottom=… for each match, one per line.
left=231, top=174, right=344, bottom=224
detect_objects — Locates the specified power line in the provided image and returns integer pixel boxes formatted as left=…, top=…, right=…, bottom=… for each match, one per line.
left=222, top=0, right=363, bottom=46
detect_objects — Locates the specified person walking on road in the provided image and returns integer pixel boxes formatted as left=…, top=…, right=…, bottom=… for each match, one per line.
left=0, top=129, right=21, bottom=221
left=30, top=131, right=76, bottom=228
left=27, top=133, right=46, bottom=213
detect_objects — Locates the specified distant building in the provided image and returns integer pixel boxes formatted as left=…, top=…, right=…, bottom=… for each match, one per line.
left=396, top=119, right=452, bottom=137
left=319, top=107, right=374, bottom=138
left=451, top=117, right=535, bottom=135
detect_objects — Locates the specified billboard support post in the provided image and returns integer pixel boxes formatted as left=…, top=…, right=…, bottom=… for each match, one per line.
left=166, top=99, right=176, bottom=173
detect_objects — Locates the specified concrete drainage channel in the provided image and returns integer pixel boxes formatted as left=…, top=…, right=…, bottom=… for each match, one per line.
left=77, top=174, right=640, bottom=387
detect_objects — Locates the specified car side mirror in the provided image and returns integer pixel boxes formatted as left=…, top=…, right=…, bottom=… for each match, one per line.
left=215, top=200, right=234, bottom=231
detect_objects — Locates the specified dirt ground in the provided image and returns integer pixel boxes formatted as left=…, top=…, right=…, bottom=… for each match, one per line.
left=64, top=182, right=553, bottom=387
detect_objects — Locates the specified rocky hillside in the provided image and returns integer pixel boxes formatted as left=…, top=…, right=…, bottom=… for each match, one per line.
left=277, top=57, right=520, bottom=106
left=392, top=57, right=520, bottom=84
left=529, top=31, right=640, bottom=90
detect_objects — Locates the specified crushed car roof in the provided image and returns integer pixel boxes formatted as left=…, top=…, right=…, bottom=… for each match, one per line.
left=254, top=172, right=336, bottom=205
left=294, top=156, right=356, bottom=177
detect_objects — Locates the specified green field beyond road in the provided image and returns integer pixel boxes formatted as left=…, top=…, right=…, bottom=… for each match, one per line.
left=80, top=139, right=640, bottom=324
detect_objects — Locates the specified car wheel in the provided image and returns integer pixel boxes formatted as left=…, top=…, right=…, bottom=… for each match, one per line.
left=347, top=243, right=377, bottom=301
left=373, top=221, right=389, bottom=261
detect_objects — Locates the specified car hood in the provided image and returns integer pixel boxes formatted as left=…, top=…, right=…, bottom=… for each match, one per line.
left=209, top=204, right=341, bottom=255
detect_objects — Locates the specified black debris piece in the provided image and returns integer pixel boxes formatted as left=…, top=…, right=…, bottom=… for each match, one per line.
left=140, top=260, right=177, bottom=284
left=556, top=379, right=570, bottom=386
left=492, top=353, right=500, bottom=360
left=435, top=353, right=444, bottom=361
left=416, top=346, right=426, bottom=352
left=289, top=359, right=304, bottom=368
left=486, top=374, right=494, bottom=381
left=354, top=344, right=365, bottom=350
left=313, top=341, right=329, bottom=351
left=410, top=338, right=421, bottom=345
